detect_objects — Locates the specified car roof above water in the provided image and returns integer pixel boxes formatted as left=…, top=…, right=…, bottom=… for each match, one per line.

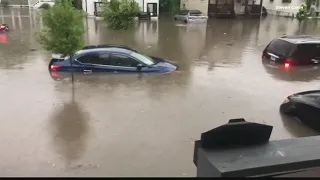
left=279, top=35, right=320, bottom=45
left=75, top=47, right=133, bottom=56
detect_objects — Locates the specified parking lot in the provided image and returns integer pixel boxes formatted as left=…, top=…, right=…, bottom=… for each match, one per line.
left=0, top=8, right=320, bottom=176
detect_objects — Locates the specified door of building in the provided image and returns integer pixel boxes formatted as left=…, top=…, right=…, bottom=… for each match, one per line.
left=147, top=3, right=158, bottom=17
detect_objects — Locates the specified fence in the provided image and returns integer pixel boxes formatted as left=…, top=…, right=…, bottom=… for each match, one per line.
left=0, top=8, right=40, bottom=31
left=0, top=0, right=54, bottom=7
left=0, top=0, right=29, bottom=7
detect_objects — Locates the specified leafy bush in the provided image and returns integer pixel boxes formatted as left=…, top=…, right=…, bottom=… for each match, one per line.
left=102, top=0, right=140, bottom=30
left=39, top=3, right=51, bottom=10
left=36, top=0, right=85, bottom=56
left=296, top=3, right=308, bottom=22
left=1, top=0, right=9, bottom=8
left=169, top=0, right=180, bottom=14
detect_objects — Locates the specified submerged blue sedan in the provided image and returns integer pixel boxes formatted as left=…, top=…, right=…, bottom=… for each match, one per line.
left=49, top=45, right=178, bottom=73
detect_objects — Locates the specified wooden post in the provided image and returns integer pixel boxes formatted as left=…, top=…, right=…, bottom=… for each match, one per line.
left=1, top=9, right=4, bottom=24
left=18, top=10, right=22, bottom=30
left=11, top=11, right=16, bottom=30
left=244, top=0, right=248, bottom=16
left=260, top=0, right=263, bottom=17
left=215, top=0, right=218, bottom=10
left=29, top=6, right=33, bottom=30
left=33, top=8, right=36, bottom=28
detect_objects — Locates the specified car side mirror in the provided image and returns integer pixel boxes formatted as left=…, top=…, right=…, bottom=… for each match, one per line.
left=137, top=63, right=144, bottom=71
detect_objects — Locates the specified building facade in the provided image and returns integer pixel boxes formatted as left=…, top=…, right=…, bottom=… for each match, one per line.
left=0, top=0, right=29, bottom=6
left=181, top=0, right=262, bottom=16
left=180, top=0, right=309, bottom=17
left=263, top=0, right=306, bottom=17
left=84, top=0, right=159, bottom=17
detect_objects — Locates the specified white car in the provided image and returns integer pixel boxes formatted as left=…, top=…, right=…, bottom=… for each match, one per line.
left=174, top=10, right=208, bottom=23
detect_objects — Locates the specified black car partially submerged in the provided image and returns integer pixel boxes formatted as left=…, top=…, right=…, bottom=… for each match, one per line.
left=262, top=35, right=320, bottom=67
left=280, top=91, right=320, bottom=131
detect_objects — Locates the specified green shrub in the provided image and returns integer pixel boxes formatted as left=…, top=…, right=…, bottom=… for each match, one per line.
left=169, top=0, right=180, bottom=14
left=36, top=0, right=85, bottom=56
left=102, top=0, right=140, bottom=30
left=1, top=0, right=9, bottom=8
left=39, top=3, right=51, bottom=10
left=296, top=3, right=308, bottom=22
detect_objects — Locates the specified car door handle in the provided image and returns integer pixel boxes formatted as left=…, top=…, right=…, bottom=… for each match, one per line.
left=84, top=69, right=92, bottom=74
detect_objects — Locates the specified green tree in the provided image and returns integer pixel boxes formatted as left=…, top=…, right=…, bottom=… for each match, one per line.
left=102, top=0, right=140, bottom=30
left=296, top=3, right=308, bottom=22
left=169, top=0, right=180, bottom=14
left=36, top=0, right=85, bottom=56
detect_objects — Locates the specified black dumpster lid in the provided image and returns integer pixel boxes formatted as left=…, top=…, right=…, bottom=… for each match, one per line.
left=200, top=118, right=273, bottom=149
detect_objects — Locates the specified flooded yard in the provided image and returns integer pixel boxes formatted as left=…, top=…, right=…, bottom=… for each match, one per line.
left=0, top=8, right=320, bottom=176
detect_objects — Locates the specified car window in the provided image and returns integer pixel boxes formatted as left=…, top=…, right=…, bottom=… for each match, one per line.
left=292, top=44, right=320, bottom=59
left=77, top=53, right=112, bottom=65
left=110, top=54, right=139, bottom=67
left=97, top=53, right=112, bottom=65
left=266, top=39, right=295, bottom=56
left=77, top=54, right=100, bottom=64
left=190, top=10, right=202, bottom=16
left=130, top=52, right=155, bottom=66
left=179, top=10, right=189, bottom=15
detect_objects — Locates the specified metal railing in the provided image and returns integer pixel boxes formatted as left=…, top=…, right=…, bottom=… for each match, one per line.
left=29, top=0, right=54, bottom=7
left=29, top=0, right=40, bottom=6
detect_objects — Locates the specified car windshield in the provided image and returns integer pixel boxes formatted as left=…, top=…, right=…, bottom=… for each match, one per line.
left=179, top=10, right=189, bottom=15
left=130, top=52, right=155, bottom=66
left=267, top=39, right=295, bottom=56
left=190, top=10, right=202, bottom=16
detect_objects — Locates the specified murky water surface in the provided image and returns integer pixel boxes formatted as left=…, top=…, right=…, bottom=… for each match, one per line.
left=0, top=8, right=320, bottom=176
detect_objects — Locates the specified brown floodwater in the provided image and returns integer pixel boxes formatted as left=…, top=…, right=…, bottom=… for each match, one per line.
left=0, top=8, right=320, bottom=177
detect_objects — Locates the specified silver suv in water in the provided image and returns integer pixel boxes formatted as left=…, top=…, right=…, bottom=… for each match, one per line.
left=174, top=10, right=208, bottom=23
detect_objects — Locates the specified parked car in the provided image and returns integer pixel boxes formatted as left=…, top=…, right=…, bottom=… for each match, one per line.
left=49, top=45, right=178, bottom=74
left=262, top=35, right=320, bottom=67
left=246, top=5, right=268, bottom=17
left=215, top=3, right=235, bottom=18
left=137, top=12, right=151, bottom=20
left=174, top=10, right=208, bottom=23
left=280, top=91, right=320, bottom=131
left=0, top=24, right=9, bottom=32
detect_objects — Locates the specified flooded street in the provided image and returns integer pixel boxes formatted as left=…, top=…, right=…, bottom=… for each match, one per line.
left=0, top=8, right=320, bottom=176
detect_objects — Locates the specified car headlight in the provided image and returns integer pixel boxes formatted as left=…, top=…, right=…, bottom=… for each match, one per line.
left=282, top=98, right=290, bottom=104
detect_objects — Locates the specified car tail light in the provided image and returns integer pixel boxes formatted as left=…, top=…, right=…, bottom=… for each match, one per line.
left=284, top=62, right=290, bottom=68
left=50, top=64, right=61, bottom=71
left=284, top=58, right=292, bottom=69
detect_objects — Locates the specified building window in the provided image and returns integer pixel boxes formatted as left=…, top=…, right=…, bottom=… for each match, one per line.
left=282, top=0, right=292, bottom=3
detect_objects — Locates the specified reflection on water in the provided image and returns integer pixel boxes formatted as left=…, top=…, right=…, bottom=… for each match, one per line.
left=263, top=63, right=320, bottom=82
left=49, top=97, right=90, bottom=168
left=280, top=113, right=318, bottom=137
left=1, top=8, right=320, bottom=176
